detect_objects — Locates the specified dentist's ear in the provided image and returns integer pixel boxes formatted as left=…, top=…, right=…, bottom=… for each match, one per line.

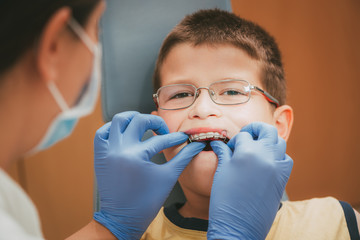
left=36, top=7, right=71, bottom=84
left=273, top=105, right=294, bottom=141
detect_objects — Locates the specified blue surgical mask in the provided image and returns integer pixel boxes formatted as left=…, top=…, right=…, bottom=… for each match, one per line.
left=28, top=18, right=102, bottom=155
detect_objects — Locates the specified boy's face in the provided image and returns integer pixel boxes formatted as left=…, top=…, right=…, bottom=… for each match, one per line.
left=153, top=43, right=277, bottom=198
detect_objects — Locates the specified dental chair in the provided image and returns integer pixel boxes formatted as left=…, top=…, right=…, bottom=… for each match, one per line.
left=94, top=0, right=287, bottom=212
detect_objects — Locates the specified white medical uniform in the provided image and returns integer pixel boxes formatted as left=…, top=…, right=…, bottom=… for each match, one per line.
left=0, top=168, right=43, bottom=240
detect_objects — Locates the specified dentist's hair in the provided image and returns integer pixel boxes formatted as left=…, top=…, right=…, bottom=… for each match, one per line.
left=0, top=0, right=100, bottom=76
left=153, top=8, right=287, bottom=106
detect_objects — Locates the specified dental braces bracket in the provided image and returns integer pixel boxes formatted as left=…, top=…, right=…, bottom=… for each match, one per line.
left=187, top=131, right=229, bottom=144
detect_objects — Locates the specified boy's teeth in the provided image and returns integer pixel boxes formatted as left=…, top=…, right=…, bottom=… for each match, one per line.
left=198, top=133, right=208, bottom=140
left=189, top=132, right=226, bottom=141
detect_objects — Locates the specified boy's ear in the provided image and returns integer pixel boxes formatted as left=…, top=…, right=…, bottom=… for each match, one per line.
left=273, top=105, right=294, bottom=142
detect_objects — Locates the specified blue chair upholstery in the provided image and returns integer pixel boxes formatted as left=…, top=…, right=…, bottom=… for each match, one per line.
left=100, top=0, right=232, bottom=120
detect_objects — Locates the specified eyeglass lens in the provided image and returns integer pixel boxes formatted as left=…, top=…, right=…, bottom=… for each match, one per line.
left=157, top=80, right=251, bottom=110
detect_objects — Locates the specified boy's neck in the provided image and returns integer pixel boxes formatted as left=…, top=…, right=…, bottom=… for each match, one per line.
left=178, top=190, right=210, bottom=220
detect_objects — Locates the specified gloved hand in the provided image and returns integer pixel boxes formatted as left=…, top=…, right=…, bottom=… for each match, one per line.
left=93, top=111, right=205, bottom=239
left=207, top=122, right=293, bottom=240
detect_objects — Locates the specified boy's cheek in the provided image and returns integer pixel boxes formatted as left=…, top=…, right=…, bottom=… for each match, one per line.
left=163, top=141, right=188, bottom=161
left=153, top=111, right=183, bottom=133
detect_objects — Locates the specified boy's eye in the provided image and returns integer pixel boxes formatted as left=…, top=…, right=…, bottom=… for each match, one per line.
left=220, top=89, right=247, bottom=96
left=169, top=92, right=194, bottom=100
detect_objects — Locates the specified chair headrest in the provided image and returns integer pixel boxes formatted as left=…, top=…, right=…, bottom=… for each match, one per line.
left=100, top=0, right=232, bottom=122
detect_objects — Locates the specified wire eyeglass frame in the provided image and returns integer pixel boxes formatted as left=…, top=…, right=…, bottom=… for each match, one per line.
left=153, top=79, right=279, bottom=110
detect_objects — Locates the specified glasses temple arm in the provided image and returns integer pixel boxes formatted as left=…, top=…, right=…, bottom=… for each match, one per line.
left=253, top=86, right=280, bottom=108
left=153, top=93, right=159, bottom=108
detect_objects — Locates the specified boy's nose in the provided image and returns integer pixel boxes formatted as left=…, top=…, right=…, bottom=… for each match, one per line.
left=188, top=89, right=222, bottom=119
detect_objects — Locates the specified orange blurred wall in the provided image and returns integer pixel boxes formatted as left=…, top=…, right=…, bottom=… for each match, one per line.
left=6, top=0, right=360, bottom=239
left=231, top=0, right=360, bottom=203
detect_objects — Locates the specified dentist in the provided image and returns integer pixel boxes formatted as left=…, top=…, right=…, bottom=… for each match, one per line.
left=0, top=0, right=205, bottom=239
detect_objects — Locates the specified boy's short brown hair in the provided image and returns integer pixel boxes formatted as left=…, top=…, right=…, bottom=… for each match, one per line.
left=153, top=8, right=287, bottom=106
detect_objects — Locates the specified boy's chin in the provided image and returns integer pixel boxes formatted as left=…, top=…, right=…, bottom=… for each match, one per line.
left=164, top=143, right=219, bottom=198
left=178, top=151, right=218, bottom=197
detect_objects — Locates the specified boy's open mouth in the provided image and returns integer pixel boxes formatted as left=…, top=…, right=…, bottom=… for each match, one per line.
left=187, top=132, right=230, bottom=151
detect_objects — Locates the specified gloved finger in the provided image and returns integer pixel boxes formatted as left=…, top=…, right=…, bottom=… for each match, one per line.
left=276, top=153, right=293, bottom=167
left=232, top=132, right=261, bottom=158
left=142, top=132, right=189, bottom=158
left=108, top=111, right=139, bottom=143
left=124, top=114, right=169, bottom=142
left=276, top=154, right=293, bottom=180
left=283, top=154, right=293, bottom=167
left=94, top=122, right=112, bottom=141
left=94, top=122, right=112, bottom=153
left=275, top=136, right=287, bottom=160
left=210, top=141, right=232, bottom=166
left=165, top=141, right=206, bottom=176
left=241, top=122, right=278, bottom=144
left=227, top=131, right=253, bottom=151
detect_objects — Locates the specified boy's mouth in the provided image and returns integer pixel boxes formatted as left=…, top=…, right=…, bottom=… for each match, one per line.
left=187, top=131, right=230, bottom=151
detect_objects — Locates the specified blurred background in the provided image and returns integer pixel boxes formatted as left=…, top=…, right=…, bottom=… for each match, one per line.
left=7, top=0, right=360, bottom=239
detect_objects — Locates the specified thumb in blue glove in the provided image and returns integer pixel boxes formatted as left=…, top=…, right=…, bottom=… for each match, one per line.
left=207, top=122, right=293, bottom=240
left=93, top=111, right=205, bottom=240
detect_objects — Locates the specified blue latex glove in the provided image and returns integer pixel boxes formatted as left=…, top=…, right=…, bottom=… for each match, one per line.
left=93, top=111, right=205, bottom=239
left=207, top=122, right=293, bottom=240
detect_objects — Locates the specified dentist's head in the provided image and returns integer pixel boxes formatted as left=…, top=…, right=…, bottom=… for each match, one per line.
left=0, top=0, right=105, bottom=166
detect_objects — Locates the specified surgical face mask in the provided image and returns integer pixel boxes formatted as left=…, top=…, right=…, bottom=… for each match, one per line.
left=28, top=18, right=102, bottom=155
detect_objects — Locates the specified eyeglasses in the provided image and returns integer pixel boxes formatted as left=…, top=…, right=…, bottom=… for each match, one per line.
left=153, top=79, right=279, bottom=110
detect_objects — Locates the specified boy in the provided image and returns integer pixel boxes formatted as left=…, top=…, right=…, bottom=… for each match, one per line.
left=141, top=9, right=360, bottom=239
